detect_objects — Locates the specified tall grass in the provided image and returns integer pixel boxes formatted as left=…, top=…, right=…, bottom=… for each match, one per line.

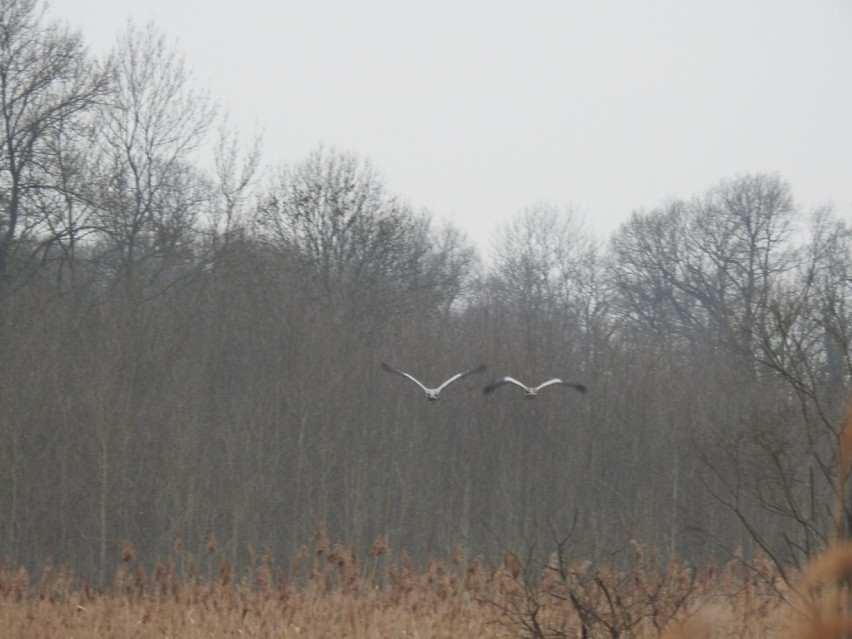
left=0, top=527, right=800, bottom=638
left=2, top=529, right=852, bottom=638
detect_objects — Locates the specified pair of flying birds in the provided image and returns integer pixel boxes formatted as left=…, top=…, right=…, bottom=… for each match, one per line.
left=381, top=363, right=586, bottom=401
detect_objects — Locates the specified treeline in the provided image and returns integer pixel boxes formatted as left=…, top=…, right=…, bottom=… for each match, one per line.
left=1, top=0, right=850, bottom=582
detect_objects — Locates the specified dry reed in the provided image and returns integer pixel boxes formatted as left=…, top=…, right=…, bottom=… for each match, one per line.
left=0, top=534, right=797, bottom=639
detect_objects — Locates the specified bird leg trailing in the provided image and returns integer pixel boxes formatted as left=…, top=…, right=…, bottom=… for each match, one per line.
left=382, top=363, right=486, bottom=400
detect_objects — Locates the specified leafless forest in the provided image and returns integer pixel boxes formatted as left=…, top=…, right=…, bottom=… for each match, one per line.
left=1, top=0, right=851, bottom=594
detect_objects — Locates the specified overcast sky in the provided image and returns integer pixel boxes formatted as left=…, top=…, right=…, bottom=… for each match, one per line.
left=50, top=0, right=852, bottom=252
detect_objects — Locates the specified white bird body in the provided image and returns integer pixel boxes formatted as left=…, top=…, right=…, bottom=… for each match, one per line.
left=483, top=376, right=587, bottom=398
left=382, top=363, right=486, bottom=400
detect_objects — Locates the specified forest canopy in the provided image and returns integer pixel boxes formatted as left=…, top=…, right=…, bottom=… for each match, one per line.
left=1, top=0, right=850, bottom=583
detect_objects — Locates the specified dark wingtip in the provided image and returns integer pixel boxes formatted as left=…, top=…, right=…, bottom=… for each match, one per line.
left=575, top=383, right=588, bottom=394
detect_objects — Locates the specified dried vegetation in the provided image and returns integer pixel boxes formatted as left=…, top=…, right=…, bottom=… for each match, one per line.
left=1, top=526, right=851, bottom=638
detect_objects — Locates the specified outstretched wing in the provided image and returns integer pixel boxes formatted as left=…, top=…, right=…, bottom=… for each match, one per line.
left=483, top=376, right=528, bottom=394
left=535, top=378, right=587, bottom=393
left=435, top=364, right=486, bottom=393
left=382, top=363, right=430, bottom=393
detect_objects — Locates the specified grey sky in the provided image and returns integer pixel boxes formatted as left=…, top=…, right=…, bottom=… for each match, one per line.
left=51, top=0, right=852, bottom=251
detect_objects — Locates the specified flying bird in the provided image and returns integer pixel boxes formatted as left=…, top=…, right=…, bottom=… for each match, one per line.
left=483, top=377, right=587, bottom=399
left=382, top=363, right=486, bottom=400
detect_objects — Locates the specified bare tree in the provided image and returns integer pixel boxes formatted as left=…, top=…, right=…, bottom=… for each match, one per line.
left=87, top=21, right=215, bottom=294
left=0, top=0, right=107, bottom=281
left=67, top=21, right=216, bottom=581
left=690, top=182, right=841, bottom=567
left=609, top=201, right=703, bottom=342
left=254, top=146, right=467, bottom=324
left=611, top=175, right=797, bottom=357
left=206, top=119, right=262, bottom=253
left=610, top=174, right=849, bottom=566
left=689, top=174, right=797, bottom=364
left=487, top=203, right=600, bottom=366
left=742, top=208, right=852, bottom=547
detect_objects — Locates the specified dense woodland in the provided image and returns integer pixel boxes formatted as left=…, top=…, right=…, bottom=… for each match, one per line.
left=1, top=0, right=851, bottom=585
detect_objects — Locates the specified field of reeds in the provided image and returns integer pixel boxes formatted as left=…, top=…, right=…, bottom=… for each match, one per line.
left=2, top=523, right=852, bottom=639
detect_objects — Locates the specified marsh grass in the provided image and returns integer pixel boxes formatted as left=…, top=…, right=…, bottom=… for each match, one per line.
left=0, top=528, right=814, bottom=639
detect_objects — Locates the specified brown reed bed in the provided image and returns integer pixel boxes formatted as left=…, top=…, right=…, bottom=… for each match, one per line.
left=0, top=524, right=824, bottom=639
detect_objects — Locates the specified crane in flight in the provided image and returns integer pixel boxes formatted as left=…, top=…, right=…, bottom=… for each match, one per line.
left=483, top=377, right=587, bottom=398
left=382, top=363, right=486, bottom=400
